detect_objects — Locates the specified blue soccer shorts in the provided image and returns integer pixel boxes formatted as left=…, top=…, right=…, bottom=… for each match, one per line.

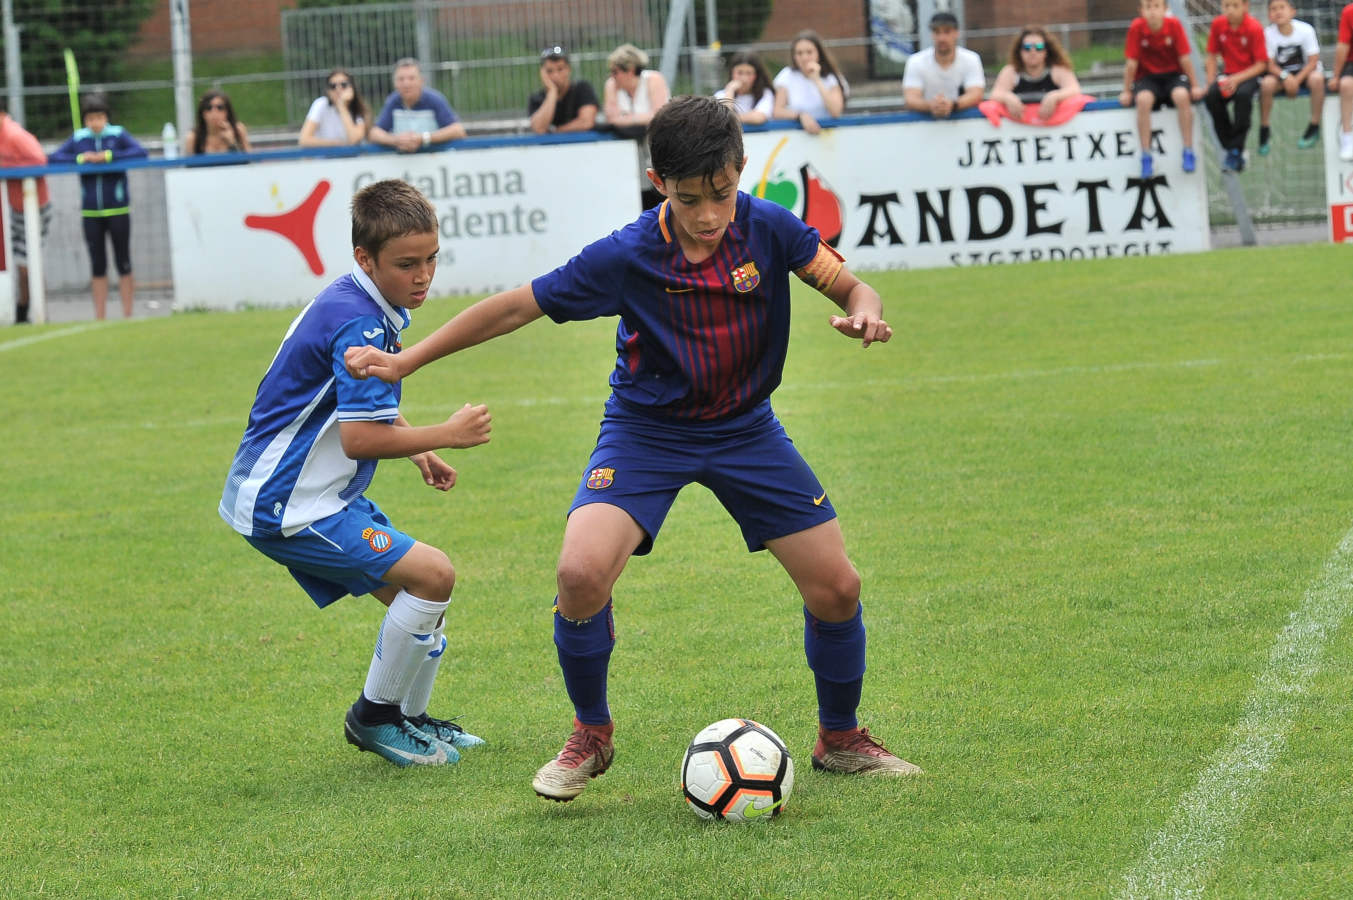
left=243, top=495, right=416, bottom=608
left=568, top=401, right=837, bottom=555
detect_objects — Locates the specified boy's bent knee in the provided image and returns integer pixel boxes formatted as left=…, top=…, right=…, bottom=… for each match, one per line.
left=393, top=545, right=455, bottom=603
left=556, top=555, right=617, bottom=609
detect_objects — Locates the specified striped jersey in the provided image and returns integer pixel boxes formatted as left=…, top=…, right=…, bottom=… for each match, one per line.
left=531, top=191, right=824, bottom=422
left=219, top=265, right=408, bottom=537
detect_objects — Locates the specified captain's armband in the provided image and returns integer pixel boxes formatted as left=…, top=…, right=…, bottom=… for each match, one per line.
left=793, top=240, right=845, bottom=294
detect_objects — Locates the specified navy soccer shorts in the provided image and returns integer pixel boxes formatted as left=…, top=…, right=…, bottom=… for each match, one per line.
left=568, top=401, right=837, bottom=555
left=243, top=495, right=416, bottom=607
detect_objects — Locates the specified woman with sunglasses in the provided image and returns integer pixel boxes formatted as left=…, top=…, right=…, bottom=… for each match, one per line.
left=186, top=90, right=251, bottom=155
left=989, top=27, right=1080, bottom=121
left=299, top=68, right=369, bottom=147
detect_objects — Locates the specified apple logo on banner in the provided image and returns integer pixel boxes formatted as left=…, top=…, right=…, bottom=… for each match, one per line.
left=244, top=180, right=331, bottom=275
left=751, top=137, right=844, bottom=247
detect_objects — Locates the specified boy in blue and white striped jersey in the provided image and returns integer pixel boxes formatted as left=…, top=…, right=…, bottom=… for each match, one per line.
left=219, top=179, right=492, bottom=767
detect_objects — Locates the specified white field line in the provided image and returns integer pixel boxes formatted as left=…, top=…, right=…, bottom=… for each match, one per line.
left=1117, top=525, right=1353, bottom=900
left=0, top=323, right=103, bottom=352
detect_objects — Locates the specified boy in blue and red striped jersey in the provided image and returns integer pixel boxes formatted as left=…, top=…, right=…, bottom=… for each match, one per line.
left=346, top=95, right=921, bottom=805
left=220, top=179, right=492, bottom=767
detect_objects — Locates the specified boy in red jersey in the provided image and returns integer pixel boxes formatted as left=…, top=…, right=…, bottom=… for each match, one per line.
left=1203, top=0, right=1269, bottom=171
left=346, top=96, right=920, bottom=806
left=1120, top=0, right=1204, bottom=178
left=1329, top=2, right=1353, bottom=160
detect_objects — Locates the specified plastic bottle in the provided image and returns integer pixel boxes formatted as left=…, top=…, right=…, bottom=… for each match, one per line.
left=161, top=122, right=178, bottom=160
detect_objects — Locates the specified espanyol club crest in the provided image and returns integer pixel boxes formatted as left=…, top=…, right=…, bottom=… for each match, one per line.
left=586, top=467, right=615, bottom=489
left=362, top=527, right=392, bottom=552
left=731, top=262, right=761, bottom=293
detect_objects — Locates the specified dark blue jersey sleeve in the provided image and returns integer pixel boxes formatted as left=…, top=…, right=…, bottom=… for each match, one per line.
left=758, top=197, right=823, bottom=271
left=531, top=231, right=628, bottom=323
left=331, top=316, right=401, bottom=422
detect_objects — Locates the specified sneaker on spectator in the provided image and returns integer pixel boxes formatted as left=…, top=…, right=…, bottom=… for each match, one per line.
left=1139, top=151, right=1153, bottom=178
left=1257, top=126, right=1271, bottom=155
left=1222, top=148, right=1244, bottom=172
left=1297, top=123, right=1319, bottom=149
left=1181, top=147, right=1196, bottom=173
left=1340, top=131, right=1353, bottom=162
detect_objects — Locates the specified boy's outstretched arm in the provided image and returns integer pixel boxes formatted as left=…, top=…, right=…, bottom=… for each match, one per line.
left=821, top=267, right=893, bottom=348
left=346, top=284, right=544, bottom=382
left=340, top=402, right=492, bottom=461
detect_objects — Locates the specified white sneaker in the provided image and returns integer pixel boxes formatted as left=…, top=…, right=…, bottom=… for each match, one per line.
left=1340, top=132, right=1353, bottom=162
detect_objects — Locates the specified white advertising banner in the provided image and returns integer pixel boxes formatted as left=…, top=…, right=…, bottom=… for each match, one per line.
left=738, top=106, right=1210, bottom=269
left=165, top=140, right=641, bottom=309
left=1323, top=99, right=1353, bottom=243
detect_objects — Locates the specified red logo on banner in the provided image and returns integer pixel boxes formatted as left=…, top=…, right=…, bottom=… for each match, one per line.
left=244, top=180, right=331, bottom=275
left=1332, top=204, right=1353, bottom=243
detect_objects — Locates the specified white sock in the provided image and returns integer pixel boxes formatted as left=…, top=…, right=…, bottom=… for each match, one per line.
left=401, top=626, right=447, bottom=719
left=362, top=591, right=447, bottom=708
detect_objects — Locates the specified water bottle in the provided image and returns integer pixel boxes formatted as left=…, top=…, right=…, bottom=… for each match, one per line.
left=161, top=122, right=178, bottom=160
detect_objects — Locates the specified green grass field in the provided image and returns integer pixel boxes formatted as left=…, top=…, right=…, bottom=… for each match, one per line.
left=3, top=244, right=1352, bottom=897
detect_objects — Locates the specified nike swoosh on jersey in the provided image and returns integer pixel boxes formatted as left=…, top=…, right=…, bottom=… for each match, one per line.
left=813, top=491, right=828, bottom=506
left=664, top=286, right=696, bottom=293
left=742, top=797, right=784, bottom=818
left=375, top=741, right=447, bottom=764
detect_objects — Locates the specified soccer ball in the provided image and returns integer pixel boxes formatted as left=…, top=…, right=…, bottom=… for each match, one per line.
left=681, top=718, right=794, bottom=822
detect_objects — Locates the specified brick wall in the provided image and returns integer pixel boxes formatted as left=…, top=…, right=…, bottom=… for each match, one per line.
left=759, top=0, right=870, bottom=76
left=134, top=0, right=295, bottom=57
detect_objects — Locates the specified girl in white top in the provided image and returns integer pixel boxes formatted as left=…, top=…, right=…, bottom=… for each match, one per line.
left=299, top=68, right=368, bottom=146
left=603, top=44, right=671, bottom=129
left=773, top=30, right=848, bottom=134
left=714, top=51, right=775, bottom=125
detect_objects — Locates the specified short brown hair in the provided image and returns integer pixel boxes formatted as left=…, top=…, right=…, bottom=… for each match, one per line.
left=351, top=179, right=437, bottom=259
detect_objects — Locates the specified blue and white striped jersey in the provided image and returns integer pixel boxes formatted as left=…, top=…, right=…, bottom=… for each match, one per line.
left=219, top=264, right=409, bottom=537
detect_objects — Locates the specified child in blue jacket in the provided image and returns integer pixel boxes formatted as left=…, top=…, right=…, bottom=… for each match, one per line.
left=49, top=95, right=147, bottom=319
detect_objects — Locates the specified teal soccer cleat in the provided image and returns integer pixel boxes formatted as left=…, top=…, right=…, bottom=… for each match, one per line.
left=344, top=708, right=460, bottom=766
left=408, top=712, right=486, bottom=749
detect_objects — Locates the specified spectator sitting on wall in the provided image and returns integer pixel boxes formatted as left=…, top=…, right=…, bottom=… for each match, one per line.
left=299, top=67, right=369, bottom=147
left=716, top=51, right=775, bottom=125
left=1119, top=0, right=1203, bottom=178
left=603, top=44, right=670, bottom=134
left=369, top=58, right=467, bottom=153
left=0, top=98, right=51, bottom=325
left=1203, top=0, right=1269, bottom=173
left=529, top=46, right=599, bottom=134
left=1257, top=0, right=1324, bottom=155
left=186, top=90, right=251, bottom=155
left=772, top=30, right=847, bottom=134
left=988, top=26, right=1081, bottom=121
left=902, top=12, right=985, bottom=119
left=49, top=93, right=148, bottom=320
left=1325, top=1, right=1353, bottom=160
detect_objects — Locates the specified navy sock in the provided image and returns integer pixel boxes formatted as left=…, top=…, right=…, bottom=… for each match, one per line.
left=1259, top=125, right=1271, bottom=145
left=554, top=599, right=615, bottom=726
left=804, top=604, right=866, bottom=731
left=352, top=692, right=403, bottom=726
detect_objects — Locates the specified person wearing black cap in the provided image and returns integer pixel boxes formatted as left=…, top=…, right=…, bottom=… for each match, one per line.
left=48, top=94, right=147, bottom=319
left=529, top=46, right=600, bottom=134
left=902, top=11, right=986, bottom=119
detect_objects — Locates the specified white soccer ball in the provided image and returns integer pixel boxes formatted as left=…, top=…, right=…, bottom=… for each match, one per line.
left=681, top=718, right=794, bottom=822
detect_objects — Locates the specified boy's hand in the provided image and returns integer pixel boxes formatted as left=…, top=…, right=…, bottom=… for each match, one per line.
left=444, top=402, right=492, bottom=448
left=1118, top=89, right=1133, bottom=107
left=411, top=451, right=457, bottom=490
left=345, top=345, right=404, bottom=382
left=829, top=313, right=892, bottom=348
left=1190, top=84, right=1206, bottom=102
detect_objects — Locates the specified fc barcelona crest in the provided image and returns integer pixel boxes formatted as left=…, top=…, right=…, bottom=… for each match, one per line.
left=731, top=261, right=760, bottom=293
left=586, top=467, right=615, bottom=489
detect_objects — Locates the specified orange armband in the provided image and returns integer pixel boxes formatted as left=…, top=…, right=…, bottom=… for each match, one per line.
left=793, top=240, right=845, bottom=293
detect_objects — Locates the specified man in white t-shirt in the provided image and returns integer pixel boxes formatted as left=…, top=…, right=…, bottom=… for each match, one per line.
left=1257, top=0, right=1324, bottom=153
left=902, top=12, right=986, bottom=119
